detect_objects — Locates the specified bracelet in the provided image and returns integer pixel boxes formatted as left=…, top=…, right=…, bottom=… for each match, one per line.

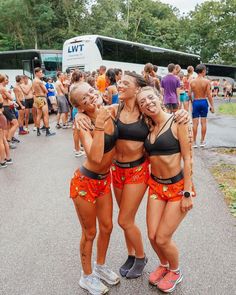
left=95, top=126, right=105, bottom=131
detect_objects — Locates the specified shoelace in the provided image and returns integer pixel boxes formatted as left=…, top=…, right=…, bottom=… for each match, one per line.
left=87, top=275, right=101, bottom=285
left=162, top=271, right=179, bottom=283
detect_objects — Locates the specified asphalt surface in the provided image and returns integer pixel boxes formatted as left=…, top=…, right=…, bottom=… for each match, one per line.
left=0, top=113, right=236, bottom=295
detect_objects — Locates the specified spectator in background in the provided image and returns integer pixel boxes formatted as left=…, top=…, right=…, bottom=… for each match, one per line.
left=161, top=64, right=180, bottom=113
left=45, top=77, right=57, bottom=113
left=174, top=64, right=181, bottom=76
left=105, top=69, right=119, bottom=105
left=179, top=71, right=189, bottom=111
left=21, top=75, right=37, bottom=132
left=114, top=68, right=122, bottom=83
left=55, top=72, right=70, bottom=129
left=13, top=75, right=28, bottom=135
left=96, top=65, right=107, bottom=93
left=0, top=74, right=18, bottom=148
left=0, top=93, right=12, bottom=167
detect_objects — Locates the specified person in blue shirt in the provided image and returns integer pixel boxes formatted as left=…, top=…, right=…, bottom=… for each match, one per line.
left=45, top=77, right=57, bottom=112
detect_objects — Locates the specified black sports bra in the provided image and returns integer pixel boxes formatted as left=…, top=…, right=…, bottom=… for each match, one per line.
left=144, top=115, right=181, bottom=156
left=104, top=119, right=119, bottom=153
left=116, top=103, right=149, bottom=142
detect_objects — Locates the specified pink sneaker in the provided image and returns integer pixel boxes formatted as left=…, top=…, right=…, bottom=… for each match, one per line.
left=157, top=270, right=183, bottom=293
left=149, top=266, right=168, bottom=285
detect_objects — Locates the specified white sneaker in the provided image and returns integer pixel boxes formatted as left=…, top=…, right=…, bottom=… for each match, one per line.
left=93, top=262, right=120, bottom=285
left=75, top=150, right=85, bottom=158
left=200, top=141, right=206, bottom=147
left=193, top=142, right=198, bottom=148
left=79, top=272, right=109, bottom=295
left=33, top=126, right=37, bottom=132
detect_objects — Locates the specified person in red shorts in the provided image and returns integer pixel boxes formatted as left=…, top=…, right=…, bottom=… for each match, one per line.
left=137, top=86, right=195, bottom=293
left=69, top=82, right=120, bottom=295
left=76, top=72, right=189, bottom=280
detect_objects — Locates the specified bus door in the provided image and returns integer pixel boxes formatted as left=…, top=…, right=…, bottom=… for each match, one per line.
left=22, top=60, right=33, bottom=79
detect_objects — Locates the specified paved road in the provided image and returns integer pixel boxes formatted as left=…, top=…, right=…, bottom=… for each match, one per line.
left=0, top=119, right=236, bottom=295
left=202, top=99, right=236, bottom=148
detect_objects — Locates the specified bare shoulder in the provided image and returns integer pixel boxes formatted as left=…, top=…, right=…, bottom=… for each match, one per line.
left=106, top=104, right=118, bottom=117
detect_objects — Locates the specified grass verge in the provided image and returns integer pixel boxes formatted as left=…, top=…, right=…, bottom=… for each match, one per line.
left=218, top=103, right=236, bottom=116
left=211, top=164, right=236, bottom=217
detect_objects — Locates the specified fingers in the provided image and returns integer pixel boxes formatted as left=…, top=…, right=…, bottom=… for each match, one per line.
left=181, top=203, right=193, bottom=213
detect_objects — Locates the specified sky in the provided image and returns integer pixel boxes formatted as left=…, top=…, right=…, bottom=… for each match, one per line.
left=160, top=0, right=208, bottom=14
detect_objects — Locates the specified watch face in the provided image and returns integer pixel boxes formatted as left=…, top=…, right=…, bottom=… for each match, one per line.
left=184, top=191, right=191, bottom=198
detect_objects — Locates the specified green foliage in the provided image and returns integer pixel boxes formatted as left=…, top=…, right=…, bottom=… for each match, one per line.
left=0, top=0, right=235, bottom=65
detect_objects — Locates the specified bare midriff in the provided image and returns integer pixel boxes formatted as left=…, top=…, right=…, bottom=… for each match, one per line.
left=115, top=140, right=144, bottom=162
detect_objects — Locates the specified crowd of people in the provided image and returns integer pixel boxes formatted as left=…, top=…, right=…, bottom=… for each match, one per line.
left=0, top=61, right=217, bottom=294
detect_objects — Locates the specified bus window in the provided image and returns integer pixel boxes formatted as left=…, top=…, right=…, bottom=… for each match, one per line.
left=101, top=40, right=118, bottom=61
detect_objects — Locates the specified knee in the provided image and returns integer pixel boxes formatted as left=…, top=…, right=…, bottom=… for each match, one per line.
left=118, top=215, right=132, bottom=230
left=84, top=228, right=97, bottom=242
left=148, top=231, right=156, bottom=244
left=155, top=234, right=169, bottom=248
left=100, top=223, right=113, bottom=235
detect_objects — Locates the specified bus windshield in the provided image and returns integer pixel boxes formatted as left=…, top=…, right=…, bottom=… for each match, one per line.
left=41, top=53, right=62, bottom=78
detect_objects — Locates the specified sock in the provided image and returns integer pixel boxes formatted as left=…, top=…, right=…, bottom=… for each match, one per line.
left=160, top=263, right=169, bottom=268
left=46, top=127, right=50, bottom=133
left=37, top=128, right=40, bottom=132
left=119, top=255, right=135, bottom=277
left=169, top=268, right=180, bottom=273
left=126, top=256, right=148, bottom=279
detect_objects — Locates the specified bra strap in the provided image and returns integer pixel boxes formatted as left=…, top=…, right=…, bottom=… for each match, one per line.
left=115, top=101, right=124, bottom=122
left=155, top=115, right=174, bottom=138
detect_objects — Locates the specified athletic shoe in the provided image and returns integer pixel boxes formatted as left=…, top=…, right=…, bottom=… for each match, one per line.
left=93, top=262, right=120, bottom=285
left=5, top=158, right=13, bottom=165
left=8, top=142, right=17, bottom=149
left=19, top=130, right=28, bottom=135
left=40, top=126, right=46, bottom=131
left=79, top=272, right=109, bottom=295
left=62, top=124, right=68, bottom=129
left=192, top=142, right=198, bottom=148
left=56, top=123, right=61, bottom=129
left=37, top=130, right=41, bottom=136
left=33, top=126, right=37, bottom=132
left=80, top=145, right=84, bottom=151
left=12, top=137, right=20, bottom=143
left=126, top=256, right=148, bottom=279
left=200, top=141, right=206, bottom=147
left=46, top=131, right=56, bottom=137
left=157, top=270, right=183, bottom=293
left=75, top=150, right=85, bottom=158
left=24, top=127, right=29, bottom=133
left=149, top=265, right=169, bottom=285
left=0, top=162, right=7, bottom=169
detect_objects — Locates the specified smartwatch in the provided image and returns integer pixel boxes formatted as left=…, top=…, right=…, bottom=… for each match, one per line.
left=183, top=191, right=191, bottom=198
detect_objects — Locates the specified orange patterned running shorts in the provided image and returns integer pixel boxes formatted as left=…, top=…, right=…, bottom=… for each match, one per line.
left=70, top=168, right=111, bottom=204
left=148, top=177, right=196, bottom=202
left=111, top=159, right=150, bottom=189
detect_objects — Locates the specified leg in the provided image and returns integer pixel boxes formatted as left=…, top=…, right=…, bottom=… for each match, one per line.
left=200, top=117, right=207, bottom=143
left=73, top=128, right=80, bottom=152
left=42, top=105, right=49, bottom=128
left=0, top=129, right=5, bottom=162
left=3, top=130, right=10, bottom=160
left=7, top=119, right=18, bottom=141
left=113, top=186, right=134, bottom=255
left=32, top=107, right=37, bottom=127
left=36, top=108, right=42, bottom=128
left=192, top=118, right=199, bottom=143
left=72, top=196, right=97, bottom=275
left=96, top=192, right=113, bottom=265
left=25, top=109, right=30, bottom=128
left=118, top=183, right=147, bottom=258
left=18, top=109, right=24, bottom=130
left=155, top=201, right=187, bottom=270
left=183, top=101, right=189, bottom=112
left=147, top=198, right=168, bottom=265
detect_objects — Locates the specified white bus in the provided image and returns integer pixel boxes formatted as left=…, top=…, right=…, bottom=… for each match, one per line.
left=63, top=35, right=201, bottom=76
left=0, top=49, right=62, bottom=88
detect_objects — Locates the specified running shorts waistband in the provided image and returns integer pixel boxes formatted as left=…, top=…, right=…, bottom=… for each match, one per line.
left=80, top=166, right=109, bottom=180
left=113, top=156, right=146, bottom=169
left=151, top=171, right=183, bottom=184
